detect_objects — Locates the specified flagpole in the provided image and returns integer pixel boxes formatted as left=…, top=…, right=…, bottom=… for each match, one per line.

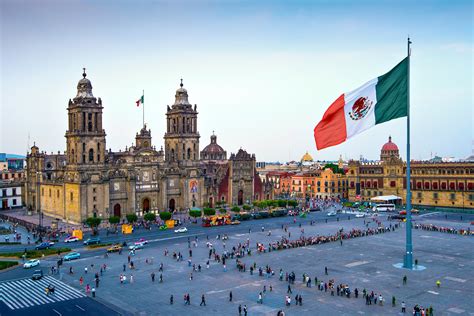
left=404, top=37, right=413, bottom=269
left=142, top=89, right=145, bottom=128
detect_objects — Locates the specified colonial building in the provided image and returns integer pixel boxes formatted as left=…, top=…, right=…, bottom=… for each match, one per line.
left=25, top=70, right=267, bottom=223
left=347, top=136, right=474, bottom=209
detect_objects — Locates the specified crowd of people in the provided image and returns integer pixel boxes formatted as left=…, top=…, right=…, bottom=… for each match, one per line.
left=414, top=223, right=472, bottom=235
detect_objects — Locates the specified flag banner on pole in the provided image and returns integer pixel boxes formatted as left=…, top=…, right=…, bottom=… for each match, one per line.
left=136, top=95, right=144, bottom=107
left=314, top=57, right=408, bottom=150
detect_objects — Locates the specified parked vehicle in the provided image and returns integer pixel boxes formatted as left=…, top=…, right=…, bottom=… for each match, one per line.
left=107, top=244, right=123, bottom=253
left=63, top=252, right=81, bottom=261
left=35, top=242, right=52, bottom=250
left=65, top=236, right=80, bottom=243
left=24, top=259, right=40, bottom=269
left=372, top=204, right=396, bottom=212
left=327, top=211, right=337, bottom=216
left=32, top=269, right=43, bottom=280
left=136, top=238, right=148, bottom=244
left=129, top=242, right=145, bottom=250
left=174, top=227, right=188, bottom=233
left=83, top=237, right=101, bottom=245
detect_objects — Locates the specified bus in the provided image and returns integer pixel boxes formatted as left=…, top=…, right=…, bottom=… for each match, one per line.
left=372, top=204, right=396, bottom=212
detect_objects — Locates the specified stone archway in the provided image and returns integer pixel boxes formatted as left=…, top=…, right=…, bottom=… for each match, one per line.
left=143, top=198, right=150, bottom=213
left=238, top=190, right=244, bottom=206
left=113, top=203, right=121, bottom=217
left=169, top=199, right=175, bottom=211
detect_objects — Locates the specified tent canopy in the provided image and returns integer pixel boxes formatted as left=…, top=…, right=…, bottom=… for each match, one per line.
left=371, top=195, right=402, bottom=201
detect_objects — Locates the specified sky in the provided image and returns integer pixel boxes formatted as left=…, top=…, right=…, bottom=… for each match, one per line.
left=1, top=0, right=472, bottom=162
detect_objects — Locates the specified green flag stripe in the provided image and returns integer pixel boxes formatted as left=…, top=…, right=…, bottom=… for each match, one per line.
left=375, top=57, right=408, bottom=124
left=141, top=95, right=144, bottom=103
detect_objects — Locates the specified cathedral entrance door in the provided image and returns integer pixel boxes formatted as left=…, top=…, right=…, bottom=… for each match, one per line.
left=238, top=190, right=243, bottom=205
left=143, top=198, right=150, bottom=213
left=169, top=199, right=175, bottom=211
left=209, top=197, right=213, bottom=208
left=113, top=204, right=121, bottom=217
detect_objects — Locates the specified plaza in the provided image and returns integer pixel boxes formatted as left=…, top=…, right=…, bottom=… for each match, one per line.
left=2, top=210, right=472, bottom=315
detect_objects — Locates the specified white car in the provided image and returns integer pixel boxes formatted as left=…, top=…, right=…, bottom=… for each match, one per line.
left=174, top=227, right=188, bottom=233
left=129, top=242, right=145, bottom=250
left=64, top=236, right=80, bottom=243
left=327, top=212, right=337, bottom=216
left=24, top=259, right=40, bottom=269
left=355, top=213, right=365, bottom=218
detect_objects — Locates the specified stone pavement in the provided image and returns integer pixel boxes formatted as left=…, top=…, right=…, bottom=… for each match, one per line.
left=51, top=215, right=474, bottom=315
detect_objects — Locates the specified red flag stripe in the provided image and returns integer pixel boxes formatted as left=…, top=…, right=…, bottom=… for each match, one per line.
left=314, top=94, right=347, bottom=150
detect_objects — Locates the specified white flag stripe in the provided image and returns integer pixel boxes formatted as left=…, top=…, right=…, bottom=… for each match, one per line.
left=343, top=78, right=378, bottom=139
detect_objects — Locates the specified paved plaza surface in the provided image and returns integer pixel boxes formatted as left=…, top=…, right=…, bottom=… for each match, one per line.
left=1, top=211, right=473, bottom=315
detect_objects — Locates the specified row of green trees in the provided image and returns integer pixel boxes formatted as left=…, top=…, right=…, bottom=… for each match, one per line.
left=253, top=199, right=298, bottom=208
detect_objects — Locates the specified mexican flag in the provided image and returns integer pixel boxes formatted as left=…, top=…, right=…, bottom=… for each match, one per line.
left=314, top=57, right=408, bottom=150
left=136, top=94, right=144, bottom=107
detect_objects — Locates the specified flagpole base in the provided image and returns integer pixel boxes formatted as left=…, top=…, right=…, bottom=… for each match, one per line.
left=393, top=262, right=426, bottom=271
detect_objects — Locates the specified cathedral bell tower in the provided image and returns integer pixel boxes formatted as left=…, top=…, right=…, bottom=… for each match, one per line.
left=164, top=79, right=200, bottom=163
left=65, top=69, right=106, bottom=166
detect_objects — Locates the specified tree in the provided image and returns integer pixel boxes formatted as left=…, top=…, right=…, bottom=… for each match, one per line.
left=189, top=209, right=202, bottom=218
left=242, top=205, right=251, bottom=211
left=288, top=200, right=298, bottom=207
left=144, top=212, right=157, bottom=222
left=218, top=208, right=227, bottom=214
left=277, top=200, right=287, bottom=207
left=126, top=214, right=138, bottom=223
left=108, top=216, right=120, bottom=225
left=203, top=207, right=216, bottom=216
left=85, top=217, right=102, bottom=235
left=231, top=206, right=241, bottom=213
left=323, top=163, right=345, bottom=175
left=158, top=211, right=171, bottom=221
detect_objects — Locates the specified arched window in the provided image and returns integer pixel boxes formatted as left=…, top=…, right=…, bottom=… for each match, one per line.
left=187, top=148, right=191, bottom=159
left=71, top=149, right=75, bottom=163
left=171, top=149, right=175, bottom=161
left=89, top=148, right=94, bottom=162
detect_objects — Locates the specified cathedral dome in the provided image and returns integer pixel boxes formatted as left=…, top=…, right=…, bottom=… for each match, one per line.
left=301, top=151, right=313, bottom=162
left=75, top=68, right=94, bottom=99
left=173, top=79, right=191, bottom=106
left=381, top=136, right=398, bottom=151
left=201, top=134, right=226, bottom=160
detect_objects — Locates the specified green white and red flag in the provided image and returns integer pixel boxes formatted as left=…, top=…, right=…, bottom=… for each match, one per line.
left=136, top=94, right=144, bottom=107
left=314, top=57, right=408, bottom=150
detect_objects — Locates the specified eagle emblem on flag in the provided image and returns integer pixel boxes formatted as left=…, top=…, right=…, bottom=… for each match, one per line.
left=349, top=96, right=373, bottom=120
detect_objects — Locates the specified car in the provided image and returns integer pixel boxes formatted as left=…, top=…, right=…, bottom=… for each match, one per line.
left=107, top=244, right=123, bottom=253
left=129, top=242, right=145, bottom=250
left=174, top=227, right=188, bottom=233
left=63, top=252, right=81, bottom=261
left=32, top=269, right=43, bottom=280
left=355, top=213, right=365, bottom=218
left=136, top=238, right=148, bottom=245
left=65, top=236, right=80, bottom=243
left=327, top=211, right=337, bottom=216
left=83, top=237, right=101, bottom=245
left=24, top=259, right=40, bottom=269
left=230, top=220, right=241, bottom=225
left=35, top=242, right=52, bottom=250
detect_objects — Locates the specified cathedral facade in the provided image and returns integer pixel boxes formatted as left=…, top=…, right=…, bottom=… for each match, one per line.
left=25, top=71, right=271, bottom=223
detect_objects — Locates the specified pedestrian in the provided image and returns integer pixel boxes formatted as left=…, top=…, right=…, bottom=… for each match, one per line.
left=151, top=272, right=155, bottom=282
left=160, top=273, right=163, bottom=283
left=200, top=294, right=206, bottom=306
left=392, top=296, right=396, bottom=307
left=287, top=285, right=292, bottom=294
left=298, top=295, right=302, bottom=306
left=401, top=301, right=406, bottom=313
left=190, top=273, right=193, bottom=281
left=123, top=264, right=126, bottom=272
left=79, top=276, right=84, bottom=286
left=229, top=291, right=233, bottom=302
left=325, top=266, right=328, bottom=275
left=258, top=292, right=262, bottom=304
left=238, top=304, right=242, bottom=316
left=243, top=304, right=248, bottom=316
left=403, top=275, right=407, bottom=285
left=85, top=267, right=88, bottom=274
left=170, top=295, right=173, bottom=305
left=130, top=274, right=134, bottom=284
left=436, top=280, right=441, bottom=288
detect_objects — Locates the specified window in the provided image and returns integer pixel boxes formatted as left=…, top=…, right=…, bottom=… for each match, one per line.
left=57, top=190, right=60, bottom=198
left=417, top=192, right=422, bottom=199
left=94, top=113, right=98, bottom=130
left=12, top=199, right=17, bottom=205
left=469, top=194, right=474, bottom=201
left=390, top=181, right=396, bottom=187
left=2, top=189, right=7, bottom=197
left=42, top=188, right=44, bottom=196
left=70, top=192, right=73, bottom=201
left=187, top=148, right=191, bottom=159
left=432, top=182, right=438, bottom=190
left=433, top=193, right=438, bottom=199
left=89, top=149, right=94, bottom=162
left=450, top=193, right=455, bottom=200
left=49, top=189, right=51, bottom=197
left=93, top=196, right=97, bottom=202
left=88, top=113, right=93, bottom=132
left=350, top=181, right=354, bottom=188
left=12, top=188, right=16, bottom=196
left=93, top=187, right=96, bottom=193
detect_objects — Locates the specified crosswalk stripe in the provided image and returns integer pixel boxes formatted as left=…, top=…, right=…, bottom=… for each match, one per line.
left=0, top=276, right=86, bottom=310
left=0, top=282, right=34, bottom=308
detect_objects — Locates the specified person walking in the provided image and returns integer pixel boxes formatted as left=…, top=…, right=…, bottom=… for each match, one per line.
left=403, top=275, right=407, bottom=285
left=160, top=273, right=163, bottom=283
left=123, top=264, right=126, bottom=272
left=325, top=266, right=328, bottom=275
left=229, top=291, right=233, bottom=302
left=287, top=285, right=292, bottom=294
left=130, top=274, right=134, bottom=284
left=243, top=305, right=248, bottom=316
left=200, top=294, right=206, bottom=306
left=170, top=295, right=173, bottom=305
left=151, top=272, right=155, bottom=282
left=258, top=292, right=263, bottom=304
left=436, top=280, right=441, bottom=288
left=79, top=276, right=84, bottom=286
left=401, top=301, right=406, bottom=313
left=238, top=304, right=242, bottom=316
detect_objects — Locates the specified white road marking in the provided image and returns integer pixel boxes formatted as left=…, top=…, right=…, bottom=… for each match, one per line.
left=345, top=260, right=370, bottom=267
left=427, top=290, right=439, bottom=295
left=76, top=304, right=86, bottom=311
left=444, top=276, right=466, bottom=283
left=447, top=307, right=466, bottom=314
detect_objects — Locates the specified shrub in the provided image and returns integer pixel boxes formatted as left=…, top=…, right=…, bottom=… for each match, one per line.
left=159, top=212, right=172, bottom=221
left=144, top=212, right=157, bottom=222
left=203, top=208, right=216, bottom=216
left=189, top=209, right=202, bottom=218
left=277, top=200, right=287, bottom=207
left=87, top=243, right=112, bottom=249
left=240, top=213, right=251, bottom=221
left=126, top=214, right=138, bottom=223
left=1, top=248, right=72, bottom=259
left=288, top=200, right=298, bottom=207
left=218, top=208, right=227, bottom=214
left=85, top=217, right=102, bottom=235
left=0, top=261, right=18, bottom=270
left=108, top=216, right=120, bottom=225
left=231, top=206, right=241, bottom=213
left=242, top=205, right=252, bottom=211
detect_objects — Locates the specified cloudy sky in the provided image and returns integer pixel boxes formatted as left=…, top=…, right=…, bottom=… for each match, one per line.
left=1, top=0, right=472, bottom=162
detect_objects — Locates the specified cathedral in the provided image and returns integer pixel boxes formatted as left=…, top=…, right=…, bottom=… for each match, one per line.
left=25, top=70, right=272, bottom=223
